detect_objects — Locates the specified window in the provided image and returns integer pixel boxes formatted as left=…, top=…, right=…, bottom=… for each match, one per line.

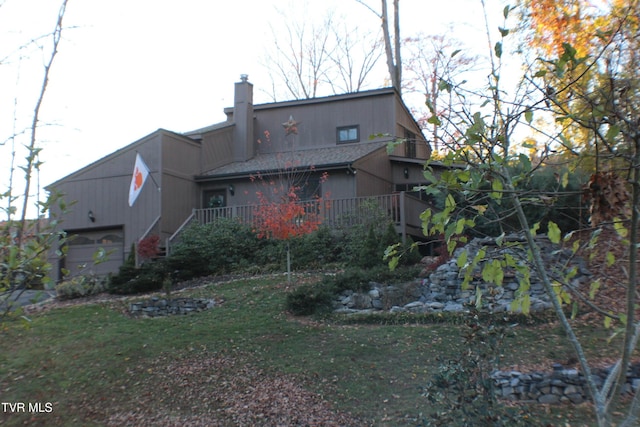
left=297, top=175, right=321, bottom=201
left=404, top=130, right=417, bottom=158
left=337, top=125, right=359, bottom=143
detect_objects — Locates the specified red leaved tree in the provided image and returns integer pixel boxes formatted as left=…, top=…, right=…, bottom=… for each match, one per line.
left=251, top=118, right=328, bottom=282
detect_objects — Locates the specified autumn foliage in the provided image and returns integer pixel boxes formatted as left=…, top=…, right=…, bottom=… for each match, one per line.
left=582, top=171, right=631, bottom=226
left=137, top=234, right=160, bottom=261
left=252, top=185, right=323, bottom=241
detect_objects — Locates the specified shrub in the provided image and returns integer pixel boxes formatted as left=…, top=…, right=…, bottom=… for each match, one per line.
left=108, top=261, right=167, bottom=295
left=137, top=234, right=160, bottom=261
left=55, top=275, right=107, bottom=300
left=108, top=247, right=168, bottom=294
left=167, top=219, right=263, bottom=280
left=421, top=310, right=533, bottom=426
left=285, top=265, right=422, bottom=315
left=288, top=225, right=340, bottom=269
left=285, top=282, right=335, bottom=316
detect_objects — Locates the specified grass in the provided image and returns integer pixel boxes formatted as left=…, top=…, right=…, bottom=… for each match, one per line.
left=0, top=273, right=630, bottom=426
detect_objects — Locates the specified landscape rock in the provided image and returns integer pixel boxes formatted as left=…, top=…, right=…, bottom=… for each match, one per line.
left=332, top=234, right=592, bottom=315
left=129, top=297, right=216, bottom=318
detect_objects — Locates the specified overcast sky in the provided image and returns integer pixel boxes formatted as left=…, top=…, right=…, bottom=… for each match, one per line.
left=0, top=0, right=506, bottom=218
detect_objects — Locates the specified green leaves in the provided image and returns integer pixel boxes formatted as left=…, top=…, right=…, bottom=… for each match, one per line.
left=490, top=178, right=503, bottom=201
left=547, top=221, right=561, bottom=244
left=524, top=109, right=533, bottom=124
left=494, top=42, right=503, bottom=59
left=481, top=259, right=504, bottom=286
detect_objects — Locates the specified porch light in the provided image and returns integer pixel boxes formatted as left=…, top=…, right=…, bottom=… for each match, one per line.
left=228, top=184, right=235, bottom=196
left=403, top=167, right=410, bottom=179
left=88, top=210, right=96, bottom=222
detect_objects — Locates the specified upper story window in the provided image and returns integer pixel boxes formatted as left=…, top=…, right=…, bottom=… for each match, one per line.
left=405, top=129, right=417, bottom=158
left=337, top=125, right=359, bottom=143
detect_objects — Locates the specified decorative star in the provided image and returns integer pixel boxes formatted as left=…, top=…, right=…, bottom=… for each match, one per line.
left=282, top=115, right=300, bottom=135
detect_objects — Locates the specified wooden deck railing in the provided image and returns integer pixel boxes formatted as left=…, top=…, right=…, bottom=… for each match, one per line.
left=168, top=192, right=431, bottom=253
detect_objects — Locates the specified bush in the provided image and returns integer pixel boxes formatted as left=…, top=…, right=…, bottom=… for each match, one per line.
left=55, top=275, right=107, bottom=300
left=167, top=219, right=264, bottom=280
left=421, top=310, right=534, bottom=426
left=166, top=206, right=419, bottom=282
left=285, top=282, right=335, bottom=316
left=107, top=247, right=168, bottom=295
left=285, top=265, right=422, bottom=315
left=288, top=225, right=341, bottom=269
left=108, top=260, right=167, bottom=295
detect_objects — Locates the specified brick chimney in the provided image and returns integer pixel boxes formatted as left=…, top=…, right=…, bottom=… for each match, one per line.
left=232, top=74, right=254, bottom=162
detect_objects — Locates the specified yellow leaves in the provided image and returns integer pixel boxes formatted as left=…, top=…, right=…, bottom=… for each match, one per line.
left=527, top=0, right=597, bottom=57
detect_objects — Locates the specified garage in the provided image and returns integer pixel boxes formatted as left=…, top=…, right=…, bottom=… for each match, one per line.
left=63, top=228, right=124, bottom=278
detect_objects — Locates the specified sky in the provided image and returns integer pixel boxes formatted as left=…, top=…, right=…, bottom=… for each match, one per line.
left=0, top=0, right=506, bottom=218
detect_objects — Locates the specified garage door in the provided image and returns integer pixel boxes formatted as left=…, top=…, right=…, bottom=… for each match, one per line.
left=65, top=229, right=124, bottom=277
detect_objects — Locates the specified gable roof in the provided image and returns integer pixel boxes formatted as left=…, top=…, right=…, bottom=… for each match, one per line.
left=46, top=128, right=198, bottom=188
left=196, top=141, right=388, bottom=180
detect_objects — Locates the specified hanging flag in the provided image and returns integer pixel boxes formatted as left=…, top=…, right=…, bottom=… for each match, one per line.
left=128, top=153, right=150, bottom=207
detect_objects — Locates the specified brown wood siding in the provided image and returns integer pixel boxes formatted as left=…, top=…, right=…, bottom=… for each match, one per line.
left=201, top=127, right=234, bottom=173
left=394, top=97, right=431, bottom=160
left=322, top=172, right=356, bottom=200
left=253, top=92, right=396, bottom=154
left=354, top=148, right=393, bottom=197
left=48, top=134, right=163, bottom=279
left=161, top=133, right=200, bottom=237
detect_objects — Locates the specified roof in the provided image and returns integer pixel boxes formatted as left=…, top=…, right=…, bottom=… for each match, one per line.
left=46, top=128, right=198, bottom=188
left=183, top=121, right=233, bottom=138
left=197, top=141, right=388, bottom=180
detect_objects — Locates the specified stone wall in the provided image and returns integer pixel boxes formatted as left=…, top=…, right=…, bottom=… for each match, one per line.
left=129, top=297, right=216, bottom=317
left=335, top=235, right=592, bottom=315
left=492, top=363, right=640, bottom=404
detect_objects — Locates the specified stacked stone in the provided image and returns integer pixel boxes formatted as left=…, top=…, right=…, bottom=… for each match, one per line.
left=492, top=363, right=640, bottom=404
left=333, top=234, right=592, bottom=315
left=129, top=297, right=216, bottom=317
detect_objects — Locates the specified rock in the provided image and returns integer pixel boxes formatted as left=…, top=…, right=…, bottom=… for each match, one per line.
left=130, top=297, right=216, bottom=317
left=538, top=394, right=560, bottom=404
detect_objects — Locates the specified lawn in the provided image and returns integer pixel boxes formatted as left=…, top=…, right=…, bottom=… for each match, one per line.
left=0, top=273, right=623, bottom=426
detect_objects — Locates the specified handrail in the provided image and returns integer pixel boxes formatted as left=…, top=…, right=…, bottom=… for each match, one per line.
left=139, top=215, right=161, bottom=242
left=166, top=211, right=196, bottom=256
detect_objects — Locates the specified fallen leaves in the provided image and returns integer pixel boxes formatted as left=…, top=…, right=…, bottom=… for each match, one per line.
left=104, top=352, right=365, bottom=427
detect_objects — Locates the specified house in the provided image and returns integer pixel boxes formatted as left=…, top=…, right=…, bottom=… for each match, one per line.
left=47, top=75, right=433, bottom=280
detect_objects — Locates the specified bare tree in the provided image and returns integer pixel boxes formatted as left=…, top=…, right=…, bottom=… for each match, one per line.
left=1, top=0, right=71, bottom=320
left=403, top=33, right=478, bottom=151
left=327, top=23, right=384, bottom=94
left=260, top=3, right=386, bottom=101
left=357, top=0, right=402, bottom=94
left=16, top=0, right=68, bottom=246
left=262, top=8, right=335, bottom=100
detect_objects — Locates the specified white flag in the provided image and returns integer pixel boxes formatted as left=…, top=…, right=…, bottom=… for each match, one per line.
left=128, top=153, right=150, bottom=207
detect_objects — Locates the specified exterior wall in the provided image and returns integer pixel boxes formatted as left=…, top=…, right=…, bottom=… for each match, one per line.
left=200, top=126, right=234, bottom=173
left=394, top=96, right=431, bottom=160
left=390, top=162, right=429, bottom=188
left=322, top=171, right=356, bottom=200
left=160, top=132, right=201, bottom=238
left=252, top=91, right=396, bottom=155
left=48, top=133, right=163, bottom=280
left=354, top=148, right=394, bottom=197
